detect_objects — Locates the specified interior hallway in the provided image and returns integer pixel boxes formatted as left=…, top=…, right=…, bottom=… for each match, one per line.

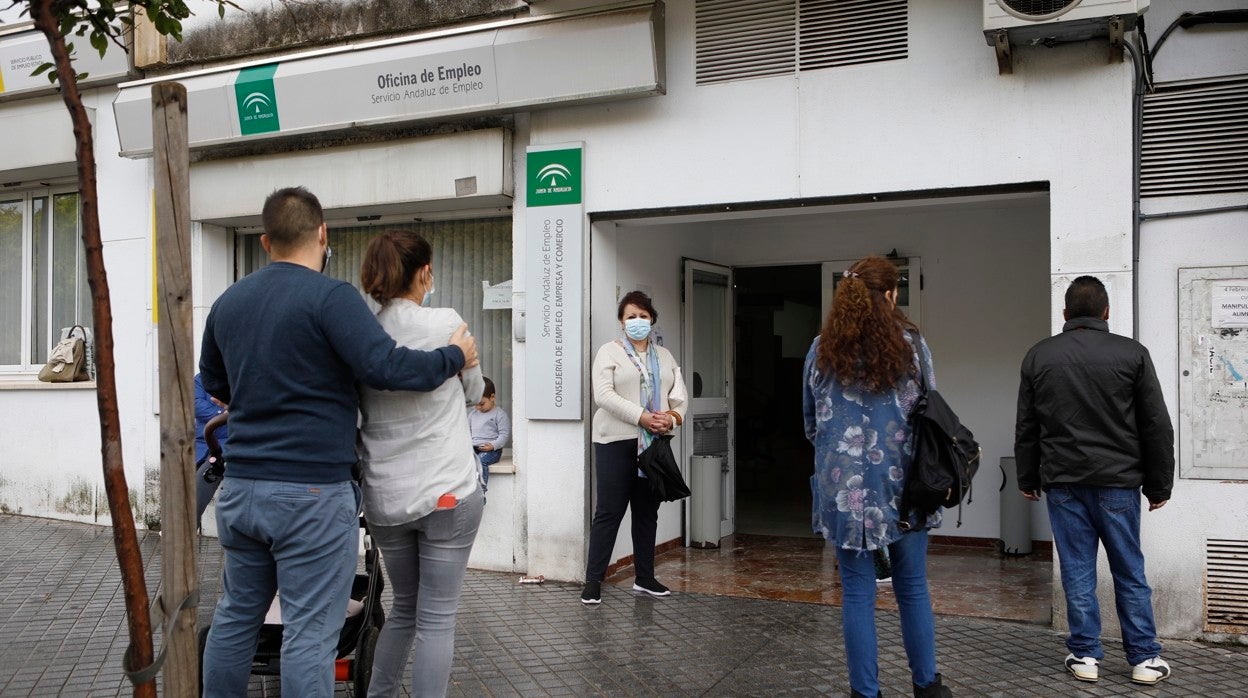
left=607, top=534, right=1053, bottom=625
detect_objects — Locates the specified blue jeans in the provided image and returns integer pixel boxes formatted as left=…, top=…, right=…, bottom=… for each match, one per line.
left=476, top=448, right=500, bottom=485
left=367, top=487, right=485, bottom=698
left=203, top=478, right=361, bottom=698
left=1046, top=484, right=1162, bottom=665
left=836, top=530, right=939, bottom=696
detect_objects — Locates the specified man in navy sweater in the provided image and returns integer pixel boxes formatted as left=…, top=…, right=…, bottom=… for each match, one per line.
left=199, top=187, right=477, bottom=697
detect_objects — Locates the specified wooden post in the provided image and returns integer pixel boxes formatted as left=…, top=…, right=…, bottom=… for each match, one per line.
left=153, top=81, right=198, bottom=697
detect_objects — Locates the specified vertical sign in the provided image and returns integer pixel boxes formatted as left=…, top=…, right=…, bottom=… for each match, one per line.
left=526, top=144, right=584, bottom=419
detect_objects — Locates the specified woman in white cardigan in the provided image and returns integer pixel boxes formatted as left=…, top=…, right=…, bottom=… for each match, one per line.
left=581, top=290, right=688, bottom=605
left=357, top=231, right=485, bottom=698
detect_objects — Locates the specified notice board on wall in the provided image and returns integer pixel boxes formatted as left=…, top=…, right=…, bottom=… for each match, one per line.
left=1179, top=266, right=1248, bottom=481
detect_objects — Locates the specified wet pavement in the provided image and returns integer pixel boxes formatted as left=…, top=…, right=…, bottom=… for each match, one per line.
left=2, top=514, right=1246, bottom=697
left=608, top=533, right=1053, bottom=625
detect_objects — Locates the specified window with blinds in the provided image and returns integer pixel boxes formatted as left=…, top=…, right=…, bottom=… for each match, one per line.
left=237, top=218, right=514, bottom=420
left=695, top=0, right=908, bottom=86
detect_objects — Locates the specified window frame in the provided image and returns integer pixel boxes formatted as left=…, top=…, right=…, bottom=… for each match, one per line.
left=0, top=183, right=87, bottom=376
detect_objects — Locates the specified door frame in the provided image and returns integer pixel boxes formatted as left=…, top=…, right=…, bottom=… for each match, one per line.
left=681, top=258, right=735, bottom=544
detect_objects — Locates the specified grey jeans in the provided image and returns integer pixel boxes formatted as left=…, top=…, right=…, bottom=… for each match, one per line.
left=367, top=487, right=485, bottom=698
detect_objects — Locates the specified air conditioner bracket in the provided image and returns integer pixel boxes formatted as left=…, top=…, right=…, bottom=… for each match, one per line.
left=1107, top=15, right=1124, bottom=63
left=993, top=30, right=1013, bottom=75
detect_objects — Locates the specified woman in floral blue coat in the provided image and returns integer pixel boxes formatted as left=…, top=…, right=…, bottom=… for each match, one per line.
left=801, top=255, right=952, bottom=698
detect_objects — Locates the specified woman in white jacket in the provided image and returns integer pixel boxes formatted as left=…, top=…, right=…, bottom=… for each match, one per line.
left=357, top=231, right=484, bottom=697
left=581, top=290, right=688, bottom=605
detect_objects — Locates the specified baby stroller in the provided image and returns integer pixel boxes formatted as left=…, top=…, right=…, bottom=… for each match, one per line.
left=196, top=413, right=386, bottom=696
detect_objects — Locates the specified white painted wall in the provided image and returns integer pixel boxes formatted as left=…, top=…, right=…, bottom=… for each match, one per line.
left=1147, top=0, right=1248, bottom=83
left=1137, top=212, right=1248, bottom=641
left=522, top=0, right=1131, bottom=582
left=529, top=0, right=1134, bottom=276
left=1123, top=0, right=1248, bottom=643
left=0, top=85, right=155, bottom=525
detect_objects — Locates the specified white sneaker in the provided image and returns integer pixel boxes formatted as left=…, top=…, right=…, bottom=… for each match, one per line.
left=1131, top=656, right=1171, bottom=685
left=1064, top=654, right=1099, bottom=682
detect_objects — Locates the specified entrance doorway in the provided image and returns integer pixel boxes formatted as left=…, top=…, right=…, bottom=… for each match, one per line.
left=733, top=264, right=822, bottom=538
left=596, top=189, right=1055, bottom=622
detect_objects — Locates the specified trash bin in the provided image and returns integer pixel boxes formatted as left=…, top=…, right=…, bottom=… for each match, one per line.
left=998, top=456, right=1032, bottom=555
left=691, top=455, right=722, bottom=548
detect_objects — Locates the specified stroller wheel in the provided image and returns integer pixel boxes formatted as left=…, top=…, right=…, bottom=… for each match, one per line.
left=197, top=624, right=211, bottom=697
left=352, top=624, right=381, bottom=696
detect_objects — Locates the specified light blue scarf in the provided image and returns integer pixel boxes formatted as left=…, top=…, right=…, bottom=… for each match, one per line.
left=619, top=336, right=662, bottom=458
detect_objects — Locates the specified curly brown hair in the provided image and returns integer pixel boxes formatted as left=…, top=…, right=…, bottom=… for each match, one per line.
left=814, top=255, right=917, bottom=393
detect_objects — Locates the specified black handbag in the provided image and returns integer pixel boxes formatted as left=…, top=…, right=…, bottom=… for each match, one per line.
left=636, top=435, right=691, bottom=502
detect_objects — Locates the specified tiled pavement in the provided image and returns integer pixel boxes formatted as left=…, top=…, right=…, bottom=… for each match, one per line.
left=2, top=515, right=1247, bottom=697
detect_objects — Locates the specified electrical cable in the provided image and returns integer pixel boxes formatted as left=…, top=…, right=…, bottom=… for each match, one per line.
left=1151, top=10, right=1248, bottom=60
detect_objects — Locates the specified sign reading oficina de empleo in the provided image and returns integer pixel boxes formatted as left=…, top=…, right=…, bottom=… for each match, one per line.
left=526, top=144, right=584, bottom=420
left=228, top=48, right=500, bottom=139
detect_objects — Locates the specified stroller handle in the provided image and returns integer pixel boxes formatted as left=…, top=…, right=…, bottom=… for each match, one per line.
left=204, top=411, right=229, bottom=459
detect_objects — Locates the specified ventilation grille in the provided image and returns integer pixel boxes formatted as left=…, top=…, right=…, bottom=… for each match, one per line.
left=696, top=0, right=908, bottom=85
left=1206, top=538, right=1248, bottom=634
left=800, top=0, right=907, bottom=71
left=693, top=415, right=730, bottom=455
left=997, top=0, right=1080, bottom=19
left=1141, top=74, right=1248, bottom=198
left=696, top=0, right=796, bottom=85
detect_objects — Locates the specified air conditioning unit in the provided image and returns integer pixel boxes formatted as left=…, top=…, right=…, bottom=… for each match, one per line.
left=984, top=0, right=1149, bottom=73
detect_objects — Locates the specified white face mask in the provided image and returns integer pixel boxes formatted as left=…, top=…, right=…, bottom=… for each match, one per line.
left=624, top=317, right=652, bottom=341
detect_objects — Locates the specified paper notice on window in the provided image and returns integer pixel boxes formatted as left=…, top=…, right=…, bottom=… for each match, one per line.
left=482, top=280, right=513, bottom=309
left=1212, top=280, right=1248, bottom=329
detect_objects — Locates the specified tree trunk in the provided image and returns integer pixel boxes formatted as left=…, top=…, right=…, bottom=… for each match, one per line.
left=30, top=2, right=157, bottom=696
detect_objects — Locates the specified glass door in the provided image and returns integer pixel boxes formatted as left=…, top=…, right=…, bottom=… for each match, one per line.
left=682, top=259, right=734, bottom=541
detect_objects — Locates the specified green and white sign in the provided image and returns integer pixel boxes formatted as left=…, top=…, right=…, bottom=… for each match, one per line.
left=526, top=143, right=585, bottom=420
left=527, top=148, right=583, bottom=207
left=234, top=64, right=281, bottom=136
left=113, top=3, right=663, bottom=156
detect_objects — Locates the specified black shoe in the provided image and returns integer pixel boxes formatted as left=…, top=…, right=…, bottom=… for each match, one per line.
left=913, top=673, right=952, bottom=698
left=580, top=581, right=601, bottom=605
left=632, top=577, right=670, bottom=596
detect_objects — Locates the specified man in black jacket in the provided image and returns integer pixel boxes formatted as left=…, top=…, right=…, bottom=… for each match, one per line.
left=1015, top=276, right=1174, bottom=687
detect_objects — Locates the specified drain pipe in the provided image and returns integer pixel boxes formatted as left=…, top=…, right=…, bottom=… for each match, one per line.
left=1124, top=39, right=1145, bottom=340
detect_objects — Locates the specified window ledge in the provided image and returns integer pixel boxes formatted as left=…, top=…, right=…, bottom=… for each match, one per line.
left=489, top=457, right=516, bottom=475
left=0, top=379, right=96, bottom=390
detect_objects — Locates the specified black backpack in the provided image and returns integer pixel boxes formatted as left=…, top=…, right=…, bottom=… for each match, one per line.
left=903, top=333, right=981, bottom=526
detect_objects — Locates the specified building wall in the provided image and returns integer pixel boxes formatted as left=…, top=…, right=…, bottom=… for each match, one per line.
left=520, top=0, right=1135, bottom=580
left=0, top=86, right=156, bottom=525
left=1129, top=0, right=1248, bottom=642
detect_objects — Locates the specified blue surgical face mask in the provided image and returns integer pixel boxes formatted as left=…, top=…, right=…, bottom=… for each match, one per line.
left=421, top=272, right=435, bottom=306
left=624, top=317, right=652, bottom=341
